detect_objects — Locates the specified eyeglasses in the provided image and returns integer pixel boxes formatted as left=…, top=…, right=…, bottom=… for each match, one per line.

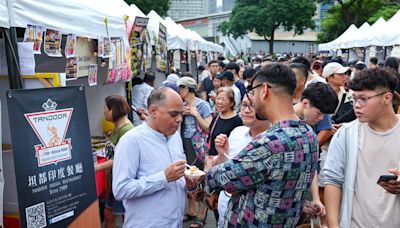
left=351, top=91, right=388, bottom=106
left=245, top=83, right=271, bottom=101
left=241, top=102, right=254, bottom=112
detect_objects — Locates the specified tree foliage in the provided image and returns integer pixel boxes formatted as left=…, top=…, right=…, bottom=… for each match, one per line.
left=124, top=0, right=171, bottom=17
left=219, top=0, right=317, bottom=53
left=318, top=0, right=400, bottom=43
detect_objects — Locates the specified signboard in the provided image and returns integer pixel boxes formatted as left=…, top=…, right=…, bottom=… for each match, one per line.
left=105, top=37, right=131, bottom=84
left=76, top=37, right=97, bottom=78
left=129, top=17, right=149, bottom=77
left=156, top=23, right=167, bottom=72
left=6, top=86, right=100, bottom=228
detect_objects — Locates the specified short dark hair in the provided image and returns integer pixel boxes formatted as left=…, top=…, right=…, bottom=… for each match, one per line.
left=252, top=63, right=297, bottom=96
left=349, top=68, right=398, bottom=92
left=225, top=62, right=240, bottom=74
left=243, top=67, right=256, bottom=80
left=105, top=95, right=131, bottom=122
left=292, top=56, right=311, bottom=72
left=301, top=82, right=338, bottom=114
left=385, top=57, right=399, bottom=72
left=218, top=61, right=225, bottom=69
left=289, top=63, right=309, bottom=81
left=144, top=71, right=155, bottom=82
left=208, top=60, right=218, bottom=67
left=370, top=57, right=378, bottom=65
left=147, top=87, right=170, bottom=107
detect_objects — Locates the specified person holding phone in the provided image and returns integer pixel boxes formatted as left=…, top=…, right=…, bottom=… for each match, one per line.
left=323, top=68, right=400, bottom=228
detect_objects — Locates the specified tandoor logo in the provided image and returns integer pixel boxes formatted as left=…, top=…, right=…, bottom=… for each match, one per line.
left=25, top=99, right=73, bottom=167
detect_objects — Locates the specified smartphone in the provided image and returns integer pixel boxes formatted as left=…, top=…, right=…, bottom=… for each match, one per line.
left=377, top=175, right=398, bottom=184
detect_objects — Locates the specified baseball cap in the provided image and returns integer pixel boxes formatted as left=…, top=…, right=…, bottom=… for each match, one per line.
left=221, top=71, right=234, bottom=81
left=163, top=73, right=179, bottom=85
left=322, top=62, right=350, bottom=78
left=177, top=77, right=197, bottom=88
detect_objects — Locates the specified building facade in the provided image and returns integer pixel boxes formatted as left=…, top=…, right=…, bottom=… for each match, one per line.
left=167, top=0, right=208, bottom=20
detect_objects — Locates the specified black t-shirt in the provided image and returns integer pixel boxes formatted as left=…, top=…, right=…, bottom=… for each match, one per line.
left=208, top=115, right=243, bottom=156
left=203, top=77, right=214, bottom=100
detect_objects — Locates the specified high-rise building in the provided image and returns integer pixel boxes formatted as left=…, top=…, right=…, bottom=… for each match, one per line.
left=209, top=0, right=217, bottom=14
left=222, top=0, right=235, bottom=12
left=167, top=0, right=208, bottom=20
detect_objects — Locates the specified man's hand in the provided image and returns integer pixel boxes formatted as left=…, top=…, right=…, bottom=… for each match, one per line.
left=137, top=108, right=148, bottom=121
left=184, top=176, right=204, bottom=190
left=332, top=123, right=343, bottom=135
left=303, top=200, right=326, bottom=218
left=164, top=160, right=186, bottom=182
left=379, top=169, right=400, bottom=195
left=215, top=134, right=229, bottom=156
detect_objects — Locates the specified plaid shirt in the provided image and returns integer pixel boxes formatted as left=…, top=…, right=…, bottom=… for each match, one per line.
left=206, top=120, right=318, bottom=228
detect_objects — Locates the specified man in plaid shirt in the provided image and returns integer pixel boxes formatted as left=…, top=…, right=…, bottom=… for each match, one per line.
left=206, top=64, right=319, bottom=227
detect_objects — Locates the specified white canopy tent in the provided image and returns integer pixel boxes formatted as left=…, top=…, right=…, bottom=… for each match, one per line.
left=163, top=17, right=187, bottom=50
left=0, top=0, right=9, bottom=28
left=340, top=22, right=370, bottom=48
left=129, top=4, right=146, bottom=18
left=146, top=10, right=166, bottom=46
left=319, top=24, right=358, bottom=51
left=364, top=17, right=387, bottom=47
left=383, top=10, right=400, bottom=46
left=7, top=0, right=129, bottom=38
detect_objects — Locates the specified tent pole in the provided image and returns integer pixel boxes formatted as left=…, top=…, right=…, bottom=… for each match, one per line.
left=4, top=28, right=22, bottom=89
left=384, top=47, right=387, bottom=60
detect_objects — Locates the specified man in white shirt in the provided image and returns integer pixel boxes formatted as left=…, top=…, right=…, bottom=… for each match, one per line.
left=221, top=71, right=241, bottom=113
left=113, top=88, right=195, bottom=228
left=131, top=71, right=155, bottom=126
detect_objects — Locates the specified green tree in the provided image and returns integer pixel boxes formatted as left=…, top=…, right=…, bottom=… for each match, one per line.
left=219, top=0, right=317, bottom=54
left=124, top=0, right=171, bottom=17
left=318, top=0, right=400, bottom=43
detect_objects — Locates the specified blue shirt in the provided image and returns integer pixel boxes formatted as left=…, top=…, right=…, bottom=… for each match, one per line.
left=113, top=123, right=186, bottom=228
left=183, top=98, right=213, bottom=138
left=314, top=114, right=332, bottom=133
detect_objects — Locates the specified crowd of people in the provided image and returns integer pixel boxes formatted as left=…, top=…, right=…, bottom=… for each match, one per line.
left=95, top=53, right=400, bottom=228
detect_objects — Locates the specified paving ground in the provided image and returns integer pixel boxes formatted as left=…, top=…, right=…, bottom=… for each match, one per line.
left=100, top=200, right=217, bottom=228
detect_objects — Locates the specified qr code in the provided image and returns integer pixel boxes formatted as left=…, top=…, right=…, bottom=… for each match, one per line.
left=26, top=202, right=47, bottom=228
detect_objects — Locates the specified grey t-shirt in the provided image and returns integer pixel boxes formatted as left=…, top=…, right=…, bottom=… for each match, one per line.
left=183, top=98, right=213, bottom=138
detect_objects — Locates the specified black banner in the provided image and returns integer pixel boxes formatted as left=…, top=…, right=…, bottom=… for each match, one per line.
left=6, top=86, right=98, bottom=228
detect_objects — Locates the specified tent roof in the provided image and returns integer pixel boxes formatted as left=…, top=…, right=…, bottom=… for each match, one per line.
left=7, top=0, right=128, bottom=38
left=318, top=24, right=358, bottom=51
left=146, top=10, right=166, bottom=45
left=0, top=0, right=9, bottom=28
left=365, top=17, right=387, bottom=46
left=340, top=22, right=370, bottom=48
left=129, top=4, right=146, bottom=17
left=163, top=16, right=187, bottom=50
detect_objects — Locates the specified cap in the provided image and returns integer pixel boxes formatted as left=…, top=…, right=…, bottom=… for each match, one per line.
left=177, top=76, right=197, bottom=88
left=322, top=62, right=350, bottom=78
left=236, top=59, right=245, bottom=66
left=221, top=71, right=234, bottom=81
left=163, top=73, right=179, bottom=84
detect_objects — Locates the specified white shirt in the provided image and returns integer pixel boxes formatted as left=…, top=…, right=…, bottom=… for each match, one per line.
left=229, top=84, right=241, bottom=113
left=305, top=73, right=326, bottom=88
left=217, top=126, right=253, bottom=228
left=113, top=123, right=186, bottom=228
left=131, top=83, right=153, bottom=126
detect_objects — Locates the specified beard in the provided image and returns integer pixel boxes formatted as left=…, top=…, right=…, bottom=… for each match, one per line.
left=254, top=95, right=268, bottom=121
